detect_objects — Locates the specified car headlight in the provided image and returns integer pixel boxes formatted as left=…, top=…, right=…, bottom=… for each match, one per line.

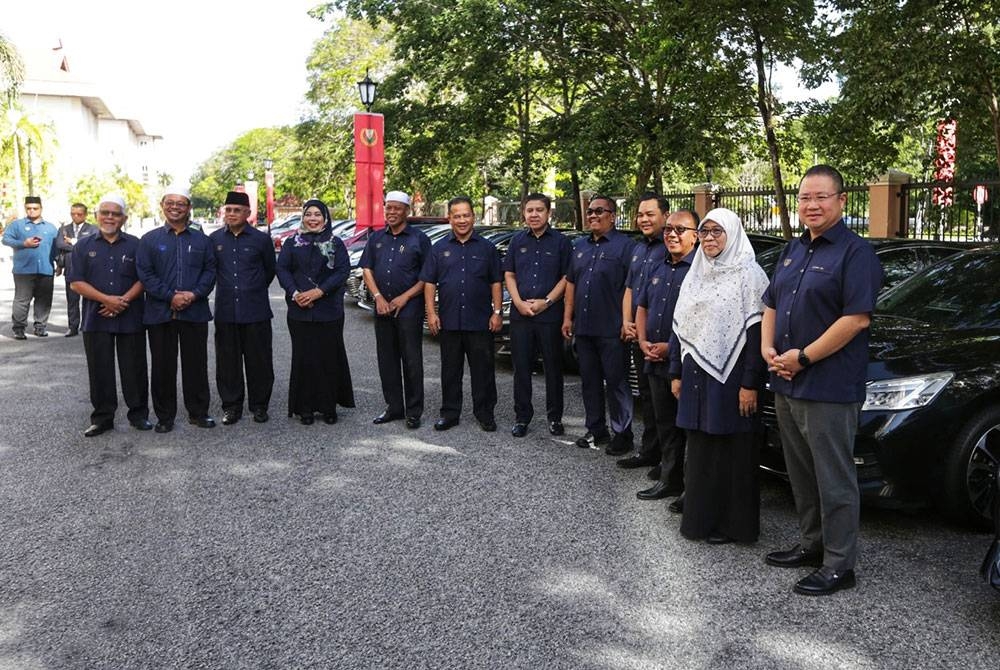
left=862, top=372, right=953, bottom=411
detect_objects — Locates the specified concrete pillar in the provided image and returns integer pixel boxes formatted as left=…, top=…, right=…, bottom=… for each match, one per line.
left=868, top=170, right=910, bottom=238
left=693, top=183, right=714, bottom=220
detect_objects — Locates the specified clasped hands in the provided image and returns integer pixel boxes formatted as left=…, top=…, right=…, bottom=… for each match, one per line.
left=170, top=290, right=197, bottom=312
left=293, top=288, right=324, bottom=309
left=515, top=298, right=549, bottom=318
left=764, top=346, right=803, bottom=381
left=99, top=295, right=131, bottom=318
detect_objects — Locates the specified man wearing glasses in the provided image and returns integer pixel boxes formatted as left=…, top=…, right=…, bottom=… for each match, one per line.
left=137, top=185, right=218, bottom=433
left=761, top=164, right=882, bottom=595
left=616, top=192, right=669, bottom=465
left=633, top=209, right=699, bottom=504
left=68, top=194, right=150, bottom=436
left=210, top=191, right=276, bottom=425
left=562, top=195, right=636, bottom=453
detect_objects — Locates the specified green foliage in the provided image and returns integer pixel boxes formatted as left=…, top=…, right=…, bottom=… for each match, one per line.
left=69, top=167, right=152, bottom=220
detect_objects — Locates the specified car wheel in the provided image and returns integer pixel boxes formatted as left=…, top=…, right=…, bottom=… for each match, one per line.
left=943, top=406, right=1000, bottom=528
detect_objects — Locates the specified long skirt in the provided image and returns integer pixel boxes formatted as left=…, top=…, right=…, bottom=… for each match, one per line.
left=287, top=317, right=355, bottom=418
left=680, top=430, right=760, bottom=543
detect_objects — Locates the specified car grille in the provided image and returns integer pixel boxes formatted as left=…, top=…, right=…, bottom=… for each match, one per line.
left=345, top=270, right=364, bottom=304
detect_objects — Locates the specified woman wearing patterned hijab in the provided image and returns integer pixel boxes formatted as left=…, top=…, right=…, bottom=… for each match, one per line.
left=668, top=207, right=770, bottom=544
left=275, top=199, right=355, bottom=424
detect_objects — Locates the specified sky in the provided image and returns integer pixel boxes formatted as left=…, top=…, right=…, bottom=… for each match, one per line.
left=4, top=0, right=331, bottom=184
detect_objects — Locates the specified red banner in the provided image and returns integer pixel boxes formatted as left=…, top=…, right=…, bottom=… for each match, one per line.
left=354, top=113, right=385, bottom=230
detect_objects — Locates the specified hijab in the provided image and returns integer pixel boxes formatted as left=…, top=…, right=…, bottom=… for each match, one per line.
left=293, top=199, right=338, bottom=268
left=671, top=207, right=769, bottom=384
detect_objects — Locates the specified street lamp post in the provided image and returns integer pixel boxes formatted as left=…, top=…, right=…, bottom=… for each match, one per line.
left=357, top=68, right=378, bottom=112
left=264, top=157, right=275, bottom=231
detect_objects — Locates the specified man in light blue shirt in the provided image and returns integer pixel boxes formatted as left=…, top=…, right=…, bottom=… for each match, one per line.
left=2, top=196, right=59, bottom=339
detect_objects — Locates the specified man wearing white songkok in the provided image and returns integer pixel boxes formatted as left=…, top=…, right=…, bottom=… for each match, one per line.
left=668, top=207, right=769, bottom=545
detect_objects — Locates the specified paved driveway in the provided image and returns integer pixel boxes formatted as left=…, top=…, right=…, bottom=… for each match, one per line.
left=0, top=271, right=997, bottom=669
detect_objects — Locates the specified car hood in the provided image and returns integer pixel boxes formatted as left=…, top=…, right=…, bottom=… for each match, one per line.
left=867, top=314, right=1000, bottom=380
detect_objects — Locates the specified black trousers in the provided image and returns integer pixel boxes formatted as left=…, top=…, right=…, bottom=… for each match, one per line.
left=510, top=320, right=564, bottom=424
left=11, top=273, right=53, bottom=332
left=82, top=330, right=149, bottom=425
left=648, top=374, right=686, bottom=488
left=147, top=320, right=210, bottom=423
left=214, top=320, right=274, bottom=414
left=630, top=341, right=659, bottom=458
left=374, top=315, right=424, bottom=418
left=575, top=334, right=633, bottom=435
left=439, top=329, right=497, bottom=423
left=65, top=281, right=81, bottom=332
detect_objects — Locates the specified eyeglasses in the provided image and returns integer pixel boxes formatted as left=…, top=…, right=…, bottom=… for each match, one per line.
left=798, top=193, right=842, bottom=204
left=162, top=200, right=190, bottom=209
left=97, top=210, right=124, bottom=217
left=223, top=206, right=247, bottom=214
left=585, top=207, right=614, bottom=216
left=664, top=225, right=696, bottom=237
left=697, top=226, right=727, bottom=239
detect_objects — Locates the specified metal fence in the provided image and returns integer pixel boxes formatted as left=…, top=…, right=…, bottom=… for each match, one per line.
left=899, top=180, right=1000, bottom=241
left=715, top=184, right=870, bottom=237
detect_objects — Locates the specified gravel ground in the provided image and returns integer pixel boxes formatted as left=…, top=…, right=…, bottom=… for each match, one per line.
left=0, top=270, right=998, bottom=669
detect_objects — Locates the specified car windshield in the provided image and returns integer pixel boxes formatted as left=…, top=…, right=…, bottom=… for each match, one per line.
left=876, top=251, right=1000, bottom=329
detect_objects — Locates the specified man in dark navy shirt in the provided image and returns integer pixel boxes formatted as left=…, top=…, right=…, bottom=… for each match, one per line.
left=68, top=194, right=150, bottom=436
left=361, top=190, right=432, bottom=429
left=210, top=191, right=276, bottom=425
left=421, top=196, right=503, bottom=432
left=503, top=193, right=572, bottom=438
left=55, top=203, right=98, bottom=337
left=761, top=164, right=883, bottom=596
left=633, top=209, right=698, bottom=502
left=616, top=192, right=669, bottom=463
left=562, top=195, right=637, bottom=453
left=136, top=185, right=217, bottom=433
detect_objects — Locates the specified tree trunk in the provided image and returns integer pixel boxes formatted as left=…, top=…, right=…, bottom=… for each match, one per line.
left=519, top=84, right=531, bottom=202
left=570, top=158, right=583, bottom=230
left=753, top=29, right=792, bottom=240
left=987, top=81, right=1000, bottom=180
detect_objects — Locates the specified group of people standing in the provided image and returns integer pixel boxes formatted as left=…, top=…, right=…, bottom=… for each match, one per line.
left=5, top=163, right=881, bottom=597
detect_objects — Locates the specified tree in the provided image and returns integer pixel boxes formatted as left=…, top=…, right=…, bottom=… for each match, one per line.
left=69, top=167, right=153, bottom=220
left=811, top=1, right=1000, bottom=180
left=0, top=32, right=24, bottom=105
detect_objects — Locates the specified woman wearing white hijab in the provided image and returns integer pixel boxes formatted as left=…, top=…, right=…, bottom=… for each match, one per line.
left=669, top=208, right=770, bottom=544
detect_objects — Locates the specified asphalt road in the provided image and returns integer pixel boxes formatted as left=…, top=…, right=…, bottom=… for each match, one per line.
left=1, top=271, right=998, bottom=669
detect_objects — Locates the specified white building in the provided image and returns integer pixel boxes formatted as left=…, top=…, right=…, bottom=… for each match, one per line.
left=14, top=41, right=161, bottom=221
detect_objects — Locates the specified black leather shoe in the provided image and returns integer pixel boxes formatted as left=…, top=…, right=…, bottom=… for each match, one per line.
left=765, top=545, right=824, bottom=568
left=130, top=419, right=153, bottom=431
left=188, top=416, right=216, bottom=428
left=154, top=421, right=174, bottom=434
left=64, top=329, right=78, bottom=337
left=479, top=419, right=497, bottom=432
left=793, top=567, right=856, bottom=596
left=548, top=421, right=565, bottom=436
left=617, top=454, right=659, bottom=469
left=405, top=417, right=421, bottom=429
left=667, top=495, right=685, bottom=514
left=434, top=417, right=459, bottom=431
left=373, top=411, right=404, bottom=424
left=646, top=465, right=662, bottom=481
left=84, top=422, right=113, bottom=437
left=575, top=431, right=611, bottom=448
left=707, top=532, right=733, bottom=545
left=637, top=482, right=683, bottom=500
left=511, top=423, right=528, bottom=437
left=33, top=329, right=48, bottom=337
left=300, top=415, right=315, bottom=425
left=252, top=409, right=269, bottom=423
left=222, top=411, right=241, bottom=425
left=323, top=414, right=338, bottom=425
left=605, top=431, right=634, bottom=456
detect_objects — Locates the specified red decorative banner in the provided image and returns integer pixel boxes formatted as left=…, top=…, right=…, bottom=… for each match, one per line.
left=354, top=113, right=385, bottom=230
left=932, top=119, right=957, bottom=207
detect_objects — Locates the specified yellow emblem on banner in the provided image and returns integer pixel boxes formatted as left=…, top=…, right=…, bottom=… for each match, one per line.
left=362, top=128, right=378, bottom=146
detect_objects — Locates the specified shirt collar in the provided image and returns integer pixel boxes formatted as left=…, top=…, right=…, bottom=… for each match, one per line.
left=798, top=219, right=848, bottom=246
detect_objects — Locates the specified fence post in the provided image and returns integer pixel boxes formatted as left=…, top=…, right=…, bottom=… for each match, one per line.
left=693, top=183, right=714, bottom=220
left=868, top=170, right=910, bottom=238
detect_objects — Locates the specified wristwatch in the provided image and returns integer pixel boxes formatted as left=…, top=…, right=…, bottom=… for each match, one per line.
left=798, top=349, right=811, bottom=368
left=544, top=297, right=552, bottom=305
left=493, top=309, right=502, bottom=316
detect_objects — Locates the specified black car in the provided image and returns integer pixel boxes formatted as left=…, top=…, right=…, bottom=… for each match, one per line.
left=760, top=248, right=1000, bottom=528
left=756, top=238, right=979, bottom=292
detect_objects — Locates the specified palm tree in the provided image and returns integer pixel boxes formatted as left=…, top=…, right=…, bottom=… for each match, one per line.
left=0, top=32, right=25, bottom=105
